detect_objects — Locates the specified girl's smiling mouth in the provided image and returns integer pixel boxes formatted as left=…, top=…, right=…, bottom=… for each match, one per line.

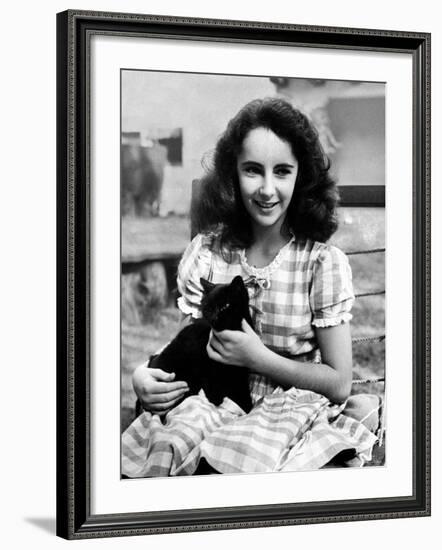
left=254, top=200, right=279, bottom=209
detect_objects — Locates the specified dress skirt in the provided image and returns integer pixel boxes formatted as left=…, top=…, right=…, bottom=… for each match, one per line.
left=121, top=386, right=378, bottom=478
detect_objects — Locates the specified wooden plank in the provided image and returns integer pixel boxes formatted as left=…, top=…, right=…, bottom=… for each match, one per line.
left=122, top=216, right=191, bottom=263
left=338, top=185, right=385, bottom=207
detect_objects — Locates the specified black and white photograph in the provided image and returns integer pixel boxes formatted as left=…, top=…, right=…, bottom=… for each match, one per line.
left=2, top=0, right=440, bottom=546
left=120, top=70, right=387, bottom=478
left=54, top=8, right=431, bottom=540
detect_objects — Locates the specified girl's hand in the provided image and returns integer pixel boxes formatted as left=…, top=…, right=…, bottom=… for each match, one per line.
left=132, top=364, right=189, bottom=416
left=207, top=319, right=264, bottom=368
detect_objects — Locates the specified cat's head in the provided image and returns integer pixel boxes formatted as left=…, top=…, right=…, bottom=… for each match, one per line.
left=200, top=275, right=249, bottom=331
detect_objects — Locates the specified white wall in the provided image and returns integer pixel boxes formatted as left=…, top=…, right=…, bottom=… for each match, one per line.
left=1, top=0, right=439, bottom=548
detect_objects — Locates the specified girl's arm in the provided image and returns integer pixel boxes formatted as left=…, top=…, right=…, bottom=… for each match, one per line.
left=253, top=323, right=352, bottom=404
left=132, top=312, right=192, bottom=414
left=208, top=321, right=353, bottom=404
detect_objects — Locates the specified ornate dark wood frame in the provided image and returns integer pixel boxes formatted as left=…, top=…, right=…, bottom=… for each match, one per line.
left=56, top=9, right=431, bottom=540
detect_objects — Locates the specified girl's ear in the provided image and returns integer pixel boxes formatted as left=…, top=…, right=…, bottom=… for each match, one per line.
left=200, top=278, right=216, bottom=294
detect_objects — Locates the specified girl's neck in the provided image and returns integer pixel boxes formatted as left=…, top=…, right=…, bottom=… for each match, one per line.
left=252, top=219, right=291, bottom=248
left=247, top=224, right=292, bottom=267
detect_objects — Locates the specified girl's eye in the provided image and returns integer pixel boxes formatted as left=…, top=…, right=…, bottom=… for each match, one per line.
left=275, top=167, right=291, bottom=177
left=244, top=166, right=261, bottom=175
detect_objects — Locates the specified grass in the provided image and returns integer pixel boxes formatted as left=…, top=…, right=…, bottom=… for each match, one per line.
left=121, top=308, right=182, bottom=432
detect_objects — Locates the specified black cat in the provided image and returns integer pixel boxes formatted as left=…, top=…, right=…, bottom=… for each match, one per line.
left=149, top=275, right=253, bottom=413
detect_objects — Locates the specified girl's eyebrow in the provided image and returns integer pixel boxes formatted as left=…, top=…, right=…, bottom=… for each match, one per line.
left=239, top=160, right=296, bottom=168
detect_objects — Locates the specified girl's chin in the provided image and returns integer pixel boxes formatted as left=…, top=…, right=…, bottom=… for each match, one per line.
left=250, top=212, right=285, bottom=230
left=250, top=204, right=279, bottom=217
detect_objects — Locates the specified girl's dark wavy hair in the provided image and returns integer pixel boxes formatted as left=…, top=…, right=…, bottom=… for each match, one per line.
left=193, top=97, right=339, bottom=257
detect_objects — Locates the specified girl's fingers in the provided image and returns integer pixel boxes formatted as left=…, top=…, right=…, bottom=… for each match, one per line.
left=210, top=330, right=224, bottom=346
left=148, top=379, right=189, bottom=394
left=208, top=332, right=224, bottom=354
left=149, top=368, right=176, bottom=381
left=213, top=328, right=239, bottom=343
left=211, top=328, right=235, bottom=346
left=206, top=341, right=225, bottom=363
left=212, top=328, right=229, bottom=339
left=148, top=387, right=189, bottom=405
left=241, top=319, right=254, bottom=334
left=150, top=393, right=188, bottom=413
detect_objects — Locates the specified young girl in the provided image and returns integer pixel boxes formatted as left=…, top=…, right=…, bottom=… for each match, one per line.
left=123, top=98, right=380, bottom=477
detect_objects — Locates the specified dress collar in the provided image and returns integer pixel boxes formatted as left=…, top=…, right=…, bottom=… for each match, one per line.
left=239, top=234, right=295, bottom=290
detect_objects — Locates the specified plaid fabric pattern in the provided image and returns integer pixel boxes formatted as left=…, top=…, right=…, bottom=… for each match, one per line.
left=177, top=233, right=354, bottom=347
left=176, top=233, right=354, bottom=400
left=121, top=233, right=376, bottom=477
left=122, top=389, right=377, bottom=477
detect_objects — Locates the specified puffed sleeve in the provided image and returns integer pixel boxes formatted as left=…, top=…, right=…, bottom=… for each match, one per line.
left=176, top=233, right=212, bottom=319
left=309, top=245, right=355, bottom=328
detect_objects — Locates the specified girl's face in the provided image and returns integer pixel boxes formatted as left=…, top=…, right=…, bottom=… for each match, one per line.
left=236, top=127, right=298, bottom=236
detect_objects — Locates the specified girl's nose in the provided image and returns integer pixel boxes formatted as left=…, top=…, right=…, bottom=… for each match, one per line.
left=259, top=173, right=276, bottom=198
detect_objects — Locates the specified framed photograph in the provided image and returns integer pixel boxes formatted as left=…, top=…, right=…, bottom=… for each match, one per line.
left=56, top=10, right=431, bottom=539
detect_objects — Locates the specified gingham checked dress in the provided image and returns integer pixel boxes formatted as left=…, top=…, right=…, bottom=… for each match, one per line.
left=122, top=232, right=378, bottom=477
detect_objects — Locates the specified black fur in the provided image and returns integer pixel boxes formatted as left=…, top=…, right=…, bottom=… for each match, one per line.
left=149, top=275, right=253, bottom=413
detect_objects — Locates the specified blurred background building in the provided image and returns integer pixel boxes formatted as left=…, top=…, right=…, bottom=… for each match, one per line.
left=121, top=71, right=384, bottom=219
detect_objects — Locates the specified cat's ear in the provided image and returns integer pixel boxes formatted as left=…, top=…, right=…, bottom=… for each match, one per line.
left=200, top=278, right=216, bottom=294
left=231, top=275, right=246, bottom=290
